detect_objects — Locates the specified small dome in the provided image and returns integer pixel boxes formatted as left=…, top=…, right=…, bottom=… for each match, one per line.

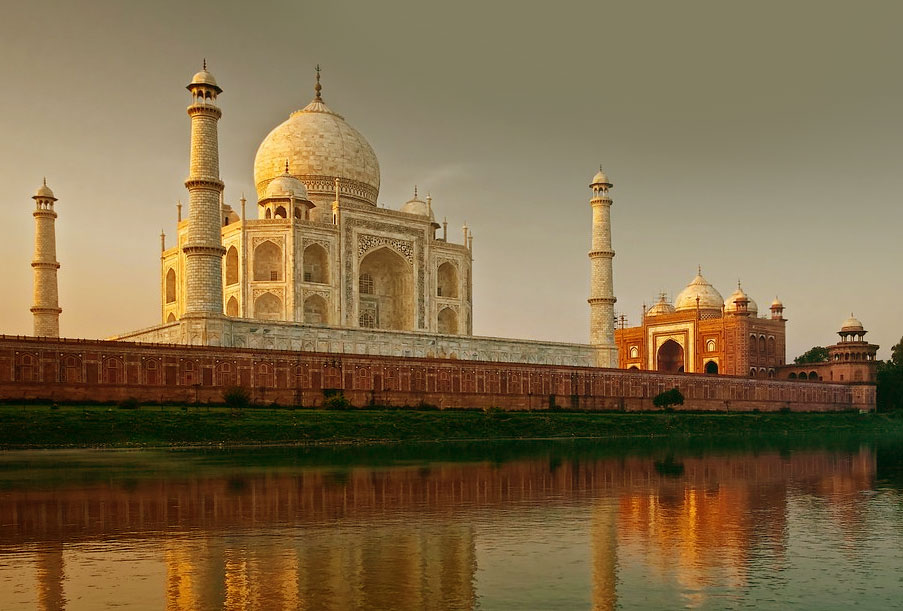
left=770, top=297, right=784, bottom=309
left=646, top=295, right=675, bottom=317
left=33, top=181, right=55, bottom=199
left=840, top=314, right=864, bottom=333
left=674, top=271, right=724, bottom=312
left=189, top=69, right=220, bottom=90
left=264, top=170, right=310, bottom=200
left=590, top=168, right=611, bottom=186
left=724, top=285, right=758, bottom=315
left=399, top=189, right=435, bottom=220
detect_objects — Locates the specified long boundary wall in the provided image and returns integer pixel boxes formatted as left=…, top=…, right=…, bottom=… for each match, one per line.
left=0, top=335, right=874, bottom=411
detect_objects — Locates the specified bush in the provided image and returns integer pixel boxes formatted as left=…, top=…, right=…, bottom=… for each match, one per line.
left=322, top=393, right=352, bottom=410
left=117, top=398, right=140, bottom=410
left=653, top=388, right=684, bottom=410
left=223, top=386, right=251, bottom=412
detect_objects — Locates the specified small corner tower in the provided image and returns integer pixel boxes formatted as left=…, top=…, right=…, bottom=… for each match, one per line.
left=30, top=179, right=62, bottom=337
left=182, top=61, right=226, bottom=316
left=588, top=167, right=617, bottom=366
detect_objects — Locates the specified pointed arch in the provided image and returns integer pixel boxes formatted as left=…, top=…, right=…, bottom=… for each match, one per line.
left=254, top=292, right=282, bottom=321
left=657, top=340, right=684, bottom=373
left=165, top=268, right=176, bottom=303
left=225, top=246, right=239, bottom=285
left=303, top=243, right=329, bottom=284
left=437, top=262, right=458, bottom=298
left=166, top=312, right=176, bottom=323
left=304, top=294, right=328, bottom=324
left=226, top=296, right=239, bottom=317
left=438, top=307, right=458, bottom=334
left=253, top=240, right=282, bottom=281
left=358, top=246, right=413, bottom=331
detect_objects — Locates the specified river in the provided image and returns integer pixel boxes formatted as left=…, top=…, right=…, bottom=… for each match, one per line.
left=1, top=436, right=902, bottom=609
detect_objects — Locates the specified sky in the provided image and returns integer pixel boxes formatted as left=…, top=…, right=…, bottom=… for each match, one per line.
left=0, top=0, right=900, bottom=359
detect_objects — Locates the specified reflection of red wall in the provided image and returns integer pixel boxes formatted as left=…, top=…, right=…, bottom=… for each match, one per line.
left=0, top=335, right=869, bottom=411
left=0, top=450, right=874, bottom=546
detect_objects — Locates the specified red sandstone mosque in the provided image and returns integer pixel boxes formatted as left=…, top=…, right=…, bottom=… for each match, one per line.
left=0, top=63, right=878, bottom=411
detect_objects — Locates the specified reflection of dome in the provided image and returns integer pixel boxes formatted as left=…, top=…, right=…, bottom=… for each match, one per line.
left=646, top=295, right=675, bottom=317
left=33, top=180, right=55, bottom=199
left=253, top=79, right=380, bottom=206
left=840, top=314, right=864, bottom=333
left=724, top=284, right=758, bottom=315
left=674, top=272, right=724, bottom=312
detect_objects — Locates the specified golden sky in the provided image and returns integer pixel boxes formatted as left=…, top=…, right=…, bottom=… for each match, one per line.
left=0, top=0, right=900, bottom=358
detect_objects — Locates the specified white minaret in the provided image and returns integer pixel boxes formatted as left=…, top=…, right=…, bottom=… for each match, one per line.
left=182, top=61, right=225, bottom=316
left=588, top=168, right=617, bottom=366
left=30, top=179, right=62, bottom=337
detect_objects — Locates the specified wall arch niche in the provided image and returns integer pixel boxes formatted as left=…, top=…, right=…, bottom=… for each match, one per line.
left=226, top=296, right=239, bottom=317
left=437, top=262, right=458, bottom=298
left=254, top=292, right=282, bottom=321
left=657, top=339, right=684, bottom=373
left=438, top=307, right=458, bottom=334
left=303, top=243, right=329, bottom=284
left=358, top=246, right=414, bottom=331
left=165, top=268, right=176, bottom=303
left=225, top=246, right=239, bottom=286
left=253, top=241, right=282, bottom=281
left=304, top=294, right=328, bottom=324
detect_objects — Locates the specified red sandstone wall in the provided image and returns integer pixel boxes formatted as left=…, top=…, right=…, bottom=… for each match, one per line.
left=0, top=335, right=870, bottom=412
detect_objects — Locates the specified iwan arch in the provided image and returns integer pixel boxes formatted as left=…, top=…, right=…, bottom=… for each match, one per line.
left=108, top=64, right=617, bottom=367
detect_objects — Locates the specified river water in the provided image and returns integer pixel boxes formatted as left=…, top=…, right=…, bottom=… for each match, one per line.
left=1, top=436, right=902, bottom=610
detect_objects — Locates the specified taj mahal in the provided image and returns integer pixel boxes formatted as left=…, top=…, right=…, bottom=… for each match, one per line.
left=19, top=63, right=878, bottom=391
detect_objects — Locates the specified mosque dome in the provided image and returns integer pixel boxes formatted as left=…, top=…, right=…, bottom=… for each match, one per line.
left=33, top=181, right=55, bottom=199
left=771, top=297, right=784, bottom=309
left=189, top=69, right=220, bottom=90
left=674, top=271, right=724, bottom=312
left=590, top=168, right=611, bottom=186
left=840, top=314, right=864, bottom=333
left=253, top=74, right=380, bottom=206
left=263, top=166, right=310, bottom=201
left=646, top=295, right=676, bottom=317
left=724, top=284, right=758, bottom=315
left=399, top=189, right=434, bottom=220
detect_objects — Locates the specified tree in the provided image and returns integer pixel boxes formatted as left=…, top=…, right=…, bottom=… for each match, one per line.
left=892, top=337, right=903, bottom=367
left=877, top=336, right=903, bottom=412
left=223, top=385, right=251, bottom=413
left=653, top=387, right=684, bottom=410
left=794, top=346, right=829, bottom=364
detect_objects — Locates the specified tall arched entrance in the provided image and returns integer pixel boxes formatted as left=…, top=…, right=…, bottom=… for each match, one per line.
left=705, top=360, right=719, bottom=374
left=657, top=340, right=684, bottom=373
left=358, top=247, right=414, bottom=331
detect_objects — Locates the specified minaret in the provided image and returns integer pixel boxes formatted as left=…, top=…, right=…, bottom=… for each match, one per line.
left=182, top=61, right=225, bottom=315
left=588, top=168, right=617, bottom=366
left=30, top=179, right=62, bottom=337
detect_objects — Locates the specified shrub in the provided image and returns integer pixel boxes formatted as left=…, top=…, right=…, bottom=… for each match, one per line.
left=653, top=388, right=684, bottom=410
left=322, top=393, right=352, bottom=410
left=223, top=386, right=251, bottom=412
left=117, top=398, right=140, bottom=410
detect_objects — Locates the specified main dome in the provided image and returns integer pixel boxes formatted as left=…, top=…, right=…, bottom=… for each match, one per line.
left=674, top=272, right=724, bottom=312
left=253, top=91, right=380, bottom=206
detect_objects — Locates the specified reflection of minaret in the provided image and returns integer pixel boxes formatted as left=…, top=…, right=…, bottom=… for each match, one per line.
left=592, top=501, right=618, bottom=611
left=35, top=543, right=65, bottom=611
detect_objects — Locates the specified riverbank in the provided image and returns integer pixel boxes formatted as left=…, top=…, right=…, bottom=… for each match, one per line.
left=0, top=405, right=901, bottom=448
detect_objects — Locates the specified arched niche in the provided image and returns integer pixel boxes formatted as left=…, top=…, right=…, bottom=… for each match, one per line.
left=165, top=268, right=176, bottom=303
left=253, top=240, right=282, bottom=281
left=254, top=292, right=282, bottom=320
left=304, top=294, right=328, bottom=324
left=438, top=307, right=458, bottom=334
left=225, top=246, right=239, bottom=286
left=358, top=246, right=413, bottom=331
left=226, top=296, right=239, bottom=317
left=657, top=339, right=684, bottom=373
left=437, top=262, right=458, bottom=298
left=303, top=243, right=329, bottom=284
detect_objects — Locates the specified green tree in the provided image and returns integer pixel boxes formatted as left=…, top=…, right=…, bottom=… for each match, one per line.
left=891, top=337, right=903, bottom=367
left=794, top=346, right=829, bottom=364
left=653, top=387, right=684, bottom=410
left=877, top=336, right=903, bottom=412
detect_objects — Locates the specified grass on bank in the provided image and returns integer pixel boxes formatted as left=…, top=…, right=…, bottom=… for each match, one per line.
left=0, top=403, right=901, bottom=448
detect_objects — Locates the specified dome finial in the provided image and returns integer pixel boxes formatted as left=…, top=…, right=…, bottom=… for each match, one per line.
left=43, top=176, right=46, bottom=186
left=698, top=264, right=702, bottom=276
left=203, top=58, right=207, bottom=71
left=315, top=64, right=322, bottom=101
left=413, top=185, right=418, bottom=198
left=284, top=159, right=290, bottom=174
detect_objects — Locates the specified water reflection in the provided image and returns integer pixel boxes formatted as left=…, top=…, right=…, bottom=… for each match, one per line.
left=0, top=439, right=900, bottom=610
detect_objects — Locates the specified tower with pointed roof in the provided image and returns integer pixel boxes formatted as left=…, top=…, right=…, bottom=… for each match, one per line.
left=588, top=168, right=617, bottom=366
left=30, top=179, right=62, bottom=337
left=182, top=62, right=226, bottom=317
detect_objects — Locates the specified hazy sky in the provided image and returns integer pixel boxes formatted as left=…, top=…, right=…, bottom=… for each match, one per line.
left=1, top=0, right=900, bottom=359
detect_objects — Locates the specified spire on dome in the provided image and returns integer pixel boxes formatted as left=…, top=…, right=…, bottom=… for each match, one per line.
left=413, top=185, right=418, bottom=199
left=315, top=64, right=322, bottom=101
left=284, top=159, right=290, bottom=174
